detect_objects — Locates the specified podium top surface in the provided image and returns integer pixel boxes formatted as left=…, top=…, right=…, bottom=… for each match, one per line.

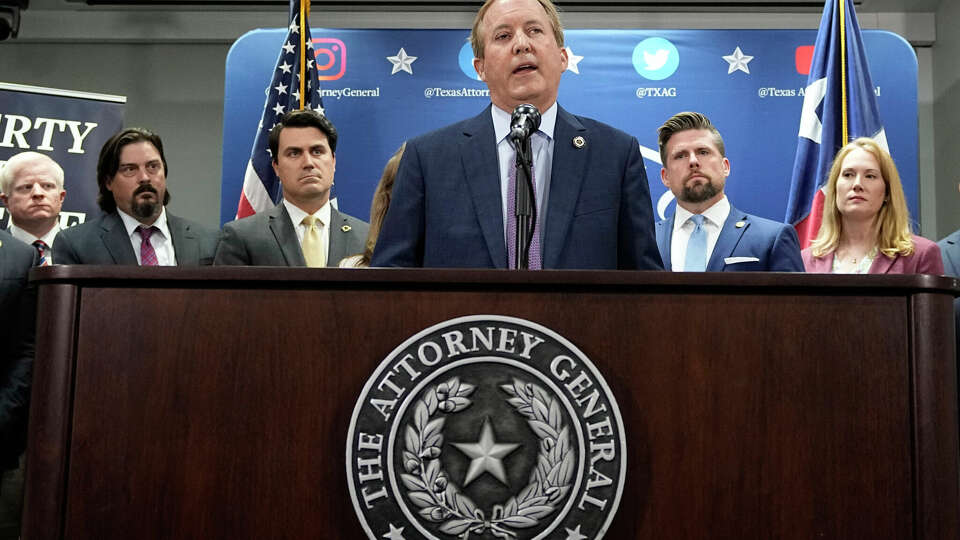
left=29, top=265, right=960, bottom=296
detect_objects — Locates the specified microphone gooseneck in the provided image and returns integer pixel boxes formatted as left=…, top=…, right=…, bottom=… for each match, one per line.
left=509, top=104, right=541, bottom=143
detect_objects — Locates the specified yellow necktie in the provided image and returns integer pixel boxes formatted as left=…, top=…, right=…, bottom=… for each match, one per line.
left=301, top=215, right=326, bottom=267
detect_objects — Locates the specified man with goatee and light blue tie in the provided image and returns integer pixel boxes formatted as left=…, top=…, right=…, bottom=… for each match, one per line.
left=655, top=111, right=803, bottom=272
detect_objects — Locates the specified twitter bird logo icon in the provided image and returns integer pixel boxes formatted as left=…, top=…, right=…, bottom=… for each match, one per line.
left=643, top=49, right=670, bottom=71
left=633, top=38, right=680, bottom=80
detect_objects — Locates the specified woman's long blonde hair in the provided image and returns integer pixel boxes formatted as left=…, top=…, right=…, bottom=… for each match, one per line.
left=809, top=137, right=914, bottom=258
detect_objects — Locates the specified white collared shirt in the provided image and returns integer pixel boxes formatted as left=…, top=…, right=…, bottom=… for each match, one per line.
left=117, top=208, right=177, bottom=266
left=670, top=195, right=730, bottom=271
left=283, top=199, right=331, bottom=255
left=492, top=103, right=557, bottom=245
left=8, top=221, right=61, bottom=262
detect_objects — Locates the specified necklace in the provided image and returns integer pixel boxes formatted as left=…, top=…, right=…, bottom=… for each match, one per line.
left=833, top=246, right=878, bottom=274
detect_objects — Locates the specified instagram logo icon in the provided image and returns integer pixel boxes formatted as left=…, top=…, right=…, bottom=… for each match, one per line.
left=312, top=38, right=346, bottom=81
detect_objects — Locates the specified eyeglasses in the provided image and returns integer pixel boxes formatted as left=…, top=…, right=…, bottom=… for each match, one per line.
left=117, top=161, right=163, bottom=178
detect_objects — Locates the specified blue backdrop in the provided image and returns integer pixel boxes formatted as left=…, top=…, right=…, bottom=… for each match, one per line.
left=221, top=29, right=917, bottom=228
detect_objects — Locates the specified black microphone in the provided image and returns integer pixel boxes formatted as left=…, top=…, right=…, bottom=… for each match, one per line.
left=509, top=104, right=541, bottom=143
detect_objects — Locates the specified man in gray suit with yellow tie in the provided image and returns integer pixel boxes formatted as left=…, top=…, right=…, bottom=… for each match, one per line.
left=214, top=110, right=368, bottom=267
left=53, top=127, right=219, bottom=266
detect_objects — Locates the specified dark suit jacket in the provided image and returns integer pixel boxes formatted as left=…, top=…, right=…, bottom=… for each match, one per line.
left=938, top=229, right=960, bottom=354
left=939, top=229, right=960, bottom=277
left=803, top=234, right=944, bottom=274
left=214, top=203, right=369, bottom=266
left=655, top=205, right=804, bottom=272
left=53, top=212, right=219, bottom=265
left=370, top=105, right=663, bottom=270
left=0, top=230, right=37, bottom=470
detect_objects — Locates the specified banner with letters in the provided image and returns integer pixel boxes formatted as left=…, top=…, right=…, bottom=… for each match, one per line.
left=221, top=29, right=917, bottom=229
left=0, top=82, right=126, bottom=229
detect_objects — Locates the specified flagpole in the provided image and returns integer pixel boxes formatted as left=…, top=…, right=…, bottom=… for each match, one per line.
left=299, top=0, right=307, bottom=111
left=839, top=0, right=848, bottom=144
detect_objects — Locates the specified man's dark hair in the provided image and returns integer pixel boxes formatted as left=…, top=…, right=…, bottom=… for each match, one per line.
left=268, top=109, right=338, bottom=163
left=96, top=127, right=171, bottom=213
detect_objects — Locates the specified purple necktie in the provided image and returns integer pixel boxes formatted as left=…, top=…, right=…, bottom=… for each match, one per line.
left=506, top=145, right=542, bottom=270
left=138, top=226, right=159, bottom=266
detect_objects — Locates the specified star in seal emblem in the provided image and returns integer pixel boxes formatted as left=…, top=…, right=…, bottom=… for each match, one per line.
left=347, top=315, right=627, bottom=539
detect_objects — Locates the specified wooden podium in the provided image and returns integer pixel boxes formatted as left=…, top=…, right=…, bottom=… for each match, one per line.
left=22, top=267, right=960, bottom=539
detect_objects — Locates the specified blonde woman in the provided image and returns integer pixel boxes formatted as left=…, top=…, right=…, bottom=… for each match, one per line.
left=802, top=138, right=943, bottom=274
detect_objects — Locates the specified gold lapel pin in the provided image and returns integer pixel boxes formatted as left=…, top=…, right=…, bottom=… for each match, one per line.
left=572, top=136, right=586, bottom=149
left=735, top=221, right=746, bottom=228
left=341, top=225, right=352, bottom=233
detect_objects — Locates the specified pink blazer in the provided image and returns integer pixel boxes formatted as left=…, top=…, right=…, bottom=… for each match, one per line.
left=802, top=234, right=945, bottom=274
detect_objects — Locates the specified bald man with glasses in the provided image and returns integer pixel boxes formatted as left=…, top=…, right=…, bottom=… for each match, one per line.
left=54, top=127, right=219, bottom=266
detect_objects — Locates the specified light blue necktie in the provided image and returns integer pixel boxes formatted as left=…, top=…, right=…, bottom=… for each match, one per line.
left=684, top=214, right=707, bottom=272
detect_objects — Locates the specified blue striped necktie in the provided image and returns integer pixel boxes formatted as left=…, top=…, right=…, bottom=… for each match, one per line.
left=32, top=240, right=49, bottom=266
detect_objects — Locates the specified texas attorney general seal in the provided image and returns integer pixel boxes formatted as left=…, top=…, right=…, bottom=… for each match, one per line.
left=347, top=316, right=626, bottom=539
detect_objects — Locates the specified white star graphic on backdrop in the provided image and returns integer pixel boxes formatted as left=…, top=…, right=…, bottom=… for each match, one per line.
left=452, top=419, right=519, bottom=486
left=278, top=61, right=292, bottom=74
left=314, top=104, right=326, bottom=115
left=387, top=47, right=418, bottom=75
left=723, top=46, right=754, bottom=74
left=382, top=523, right=406, bottom=540
left=282, top=42, right=295, bottom=54
left=565, top=525, right=588, bottom=540
left=565, top=47, right=584, bottom=74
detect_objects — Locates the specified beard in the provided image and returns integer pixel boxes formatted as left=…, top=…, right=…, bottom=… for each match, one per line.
left=131, top=185, right=162, bottom=220
left=680, top=176, right=722, bottom=204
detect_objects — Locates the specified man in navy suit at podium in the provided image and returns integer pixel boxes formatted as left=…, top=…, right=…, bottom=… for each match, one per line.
left=654, top=111, right=803, bottom=272
left=371, top=0, right=662, bottom=270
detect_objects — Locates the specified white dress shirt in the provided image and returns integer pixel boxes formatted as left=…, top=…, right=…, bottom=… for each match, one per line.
left=8, top=221, right=61, bottom=263
left=492, top=103, right=557, bottom=246
left=670, top=195, right=731, bottom=271
left=283, top=199, right=331, bottom=257
left=117, top=208, right=177, bottom=266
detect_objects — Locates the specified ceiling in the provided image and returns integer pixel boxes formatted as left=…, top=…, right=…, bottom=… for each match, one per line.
left=27, top=0, right=945, bottom=11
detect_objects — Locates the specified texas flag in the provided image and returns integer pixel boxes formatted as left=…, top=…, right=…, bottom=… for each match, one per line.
left=784, top=0, right=886, bottom=247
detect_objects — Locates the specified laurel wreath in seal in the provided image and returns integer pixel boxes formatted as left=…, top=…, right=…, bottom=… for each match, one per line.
left=400, top=376, right=574, bottom=539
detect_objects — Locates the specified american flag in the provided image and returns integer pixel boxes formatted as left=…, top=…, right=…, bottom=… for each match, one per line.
left=236, top=0, right=325, bottom=218
left=783, top=0, right=886, bottom=247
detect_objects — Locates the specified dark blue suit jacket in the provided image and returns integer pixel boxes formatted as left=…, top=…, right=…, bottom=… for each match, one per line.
left=655, top=204, right=803, bottom=272
left=371, top=105, right=662, bottom=270
left=0, top=230, right=36, bottom=470
left=937, top=229, right=960, bottom=349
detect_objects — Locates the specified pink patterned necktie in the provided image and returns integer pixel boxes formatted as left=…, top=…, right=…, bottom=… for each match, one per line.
left=506, top=144, right=542, bottom=270
left=138, top=226, right=159, bottom=266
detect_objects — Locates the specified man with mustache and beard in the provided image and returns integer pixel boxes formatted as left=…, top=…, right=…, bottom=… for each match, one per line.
left=371, top=0, right=662, bottom=270
left=655, top=112, right=803, bottom=272
left=54, top=127, right=219, bottom=265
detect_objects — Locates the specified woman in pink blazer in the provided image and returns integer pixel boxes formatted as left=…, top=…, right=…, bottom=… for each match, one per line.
left=802, top=138, right=943, bottom=275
